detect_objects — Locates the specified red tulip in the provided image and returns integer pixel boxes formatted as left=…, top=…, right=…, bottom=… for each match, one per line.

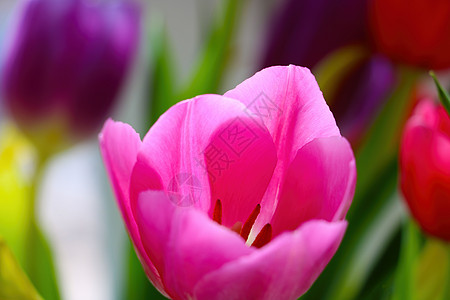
left=370, top=0, right=450, bottom=70
left=400, top=99, right=450, bottom=241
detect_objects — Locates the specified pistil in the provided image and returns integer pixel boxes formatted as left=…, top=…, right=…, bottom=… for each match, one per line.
left=212, top=200, right=272, bottom=248
left=240, top=204, right=261, bottom=240
left=213, top=199, right=222, bottom=224
left=251, top=223, right=272, bottom=248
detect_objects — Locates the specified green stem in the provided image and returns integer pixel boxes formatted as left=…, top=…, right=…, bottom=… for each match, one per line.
left=350, top=66, right=419, bottom=219
left=25, top=154, right=61, bottom=300
left=25, top=155, right=47, bottom=277
left=302, top=67, right=421, bottom=300
left=442, top=244, right=450, bottom=300
left=125, top=239, right=166, bottom=299
left=392, top=219, right=420, bottom=300
left=326, top=191, right=404, bottom=300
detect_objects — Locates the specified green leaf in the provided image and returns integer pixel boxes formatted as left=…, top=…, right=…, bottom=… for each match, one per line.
left=392, top=220, right=421, bottom=300
left=350, top=67, right=419, bottom=220
left=314, top=45, right=368, bottom=106
left=147, top=0, right=243, bottom=127
left=148, top=18, right=176, bottom=126
left=24, top=218, right=61, bottom=300
left=301, top=159, right=402, bottom=300
left=0, top=124, right=60, bottom=299
left=414, top=239, right=450, bottom=300
left=0, top=124, right=33, bottom=264
left=0, top=238, right=42, bottom=300
left=325, top=187, right=404, bottom=300
left=429, top=71, right=450, bottom=116
left=178, top=0, right=242, bottom=100
left=301, top=67, right=419, bottom=300
left=124, top=239, right=166, bottom=300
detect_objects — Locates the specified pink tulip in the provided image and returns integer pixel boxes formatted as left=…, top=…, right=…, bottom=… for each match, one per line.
left=99, top=65, right=356, bottom=299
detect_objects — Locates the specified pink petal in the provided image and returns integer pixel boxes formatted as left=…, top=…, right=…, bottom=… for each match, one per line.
left=135, top=190, right=254, bottom=299
left=98, top=119, right=166, bottom=295
left=224, top=65, right=340, bottom=229
left=193, top=220, right=347, bottom=300
left=129, top=158, right=164, bottom=216
left=271, top=136, right=356, bottom=237
left=224, top=65, right=339, bottom=160
left=205, top=118, right=277, bottom=228
left=99, top=119, right=141, bottom=229
left=133, top=94, right=275, bottom=217
left=134, top=191, right=176, bottom=294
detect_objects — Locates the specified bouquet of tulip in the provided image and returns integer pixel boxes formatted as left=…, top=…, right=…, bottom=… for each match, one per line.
left=0, top=0, right=449, bottom=299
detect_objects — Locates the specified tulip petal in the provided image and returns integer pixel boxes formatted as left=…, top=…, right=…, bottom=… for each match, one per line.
left=69, top=0, right=141, bottom=136
left=2, top=0, right=141, bottom=137
left=437, top=105, right=450, bottom=137
left=193, top=220, right=347, bottom=300
left=205, top=117, right=277, bottom=228
left=135, top=190, right=254, bottom=299
left=99, top=119, right=142, bottom=240
left=98, top=119, right=166, bottom=294
left=224, top=66, right=339, bottom=148
left=420, top=96, right=450, bottom=136
left=370, top=0, right=450, bottom=69
left=330, top=55, right=395, bottom=143
left=165, top=208, right=255, bottom=299
left=134, top=94, right=274, bottom=216
left=271, top=136, right=356, bottom=237
left=129, top=158, right=164, bottom=216
left=225, top=66, right=340, bottom=230
left=134, top=191, right=176, bottom=292
left=400, top=122, right=450, bottom=241
left=1, top=0, right=57, bottom=120
left=260, top=0, right=368, bottom=69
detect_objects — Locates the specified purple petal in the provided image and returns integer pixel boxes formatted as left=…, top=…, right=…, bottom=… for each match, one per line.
left=1, top=0, right=141, bottom=138
left=331, top=55, right=395, bottom=143
left=261, top=0, right=369, bottom=69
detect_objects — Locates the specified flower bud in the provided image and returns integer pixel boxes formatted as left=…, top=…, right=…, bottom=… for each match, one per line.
left=400, top=99, right=450, bottom=241
left=370, top=0, right=450, bottom=70
left=1, top=0, right=140, bottom=154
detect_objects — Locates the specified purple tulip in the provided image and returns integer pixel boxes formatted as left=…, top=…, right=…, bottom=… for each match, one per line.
left=1, top=0, right=140, bottom=152
left=330, top=55, right=395, bottom=144
left=261, top=0, right=369, bottom=69
left=260, top=0, right=395, bottom=145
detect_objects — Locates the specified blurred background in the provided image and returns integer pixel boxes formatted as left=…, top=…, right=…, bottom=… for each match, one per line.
left=0, top=0, right=449, bottom=299
left=0, top=1, right=276, bottom=299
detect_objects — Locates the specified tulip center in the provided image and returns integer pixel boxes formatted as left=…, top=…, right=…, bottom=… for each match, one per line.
left=213, top=199, right=272, bottom=248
